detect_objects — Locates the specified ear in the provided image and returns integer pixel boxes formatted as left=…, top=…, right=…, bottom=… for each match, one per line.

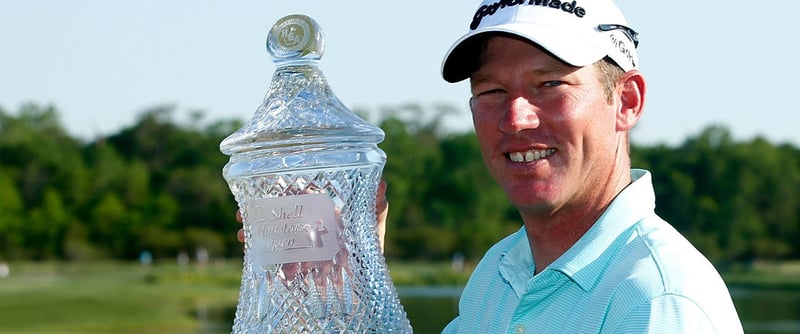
left=616, top=70, right=646, bottom=132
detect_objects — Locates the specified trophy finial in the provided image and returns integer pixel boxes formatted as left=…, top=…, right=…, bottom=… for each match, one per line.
left=267, top=14, right=325, bottom=62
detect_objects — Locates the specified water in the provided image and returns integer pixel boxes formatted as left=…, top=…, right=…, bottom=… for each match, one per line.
left=397, top=286, right=462, bottom=332
left=731, top=287, right=800, bottom=333
left=398, top=286, right=800, bottom=333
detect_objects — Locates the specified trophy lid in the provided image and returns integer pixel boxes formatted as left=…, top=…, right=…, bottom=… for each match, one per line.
left=220, top=14, right=384, bottom=156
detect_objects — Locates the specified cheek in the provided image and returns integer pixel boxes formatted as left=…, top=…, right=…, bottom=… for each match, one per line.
left=471, top=117, right=502, bottom=166
left=548, top=94, right=611, bottom=130
left=472, top=125, right=495, bottom=160
left=541, top=93, right=585, bottom=121
left=471, top=113, right=497, bottom=140
left=471, top=109, right=489, bottom=127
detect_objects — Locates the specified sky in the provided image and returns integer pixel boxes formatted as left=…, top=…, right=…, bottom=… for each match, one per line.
left=2, top=1, right=799, bottom=147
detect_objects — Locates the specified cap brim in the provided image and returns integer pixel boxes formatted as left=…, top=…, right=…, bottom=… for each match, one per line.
left=441, top=23, right=607, bottom=83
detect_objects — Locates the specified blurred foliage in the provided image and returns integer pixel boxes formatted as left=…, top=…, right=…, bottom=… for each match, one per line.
left=633, top=125, right=800, bottom=263
left=0, top=103, right=243, bottom=261
left=0, top=103, right=798, bottom=264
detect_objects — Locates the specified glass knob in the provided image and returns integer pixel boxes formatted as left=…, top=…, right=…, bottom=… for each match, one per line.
left=267, top=14, right=325, bottom=63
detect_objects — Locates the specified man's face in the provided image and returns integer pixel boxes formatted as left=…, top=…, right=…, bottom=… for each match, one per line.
left=469, top=36, right=623, bottom=218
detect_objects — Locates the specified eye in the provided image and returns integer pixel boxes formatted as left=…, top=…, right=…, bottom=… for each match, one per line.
left=543, top=80, right=564, bottom=87
left=475, top=88, right=505, bottom=97
left=471, top=88, right=506, bottom=104
left=470, top=88, right=507, bottom=112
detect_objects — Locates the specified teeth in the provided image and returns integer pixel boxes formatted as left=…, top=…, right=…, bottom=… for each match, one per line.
left=509, top=149, right=555, bottom=163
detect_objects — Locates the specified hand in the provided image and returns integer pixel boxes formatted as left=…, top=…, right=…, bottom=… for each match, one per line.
left=376, top=179, right=388, bottom=252
left=236, top=180, right=389, bottom=253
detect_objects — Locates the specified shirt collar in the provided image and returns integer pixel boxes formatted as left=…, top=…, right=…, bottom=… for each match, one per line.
left=498, top=169, right=656, bottom=294
left=553, top=169, right=656, bottom=290
left=498, top=227, right=535, bottom=298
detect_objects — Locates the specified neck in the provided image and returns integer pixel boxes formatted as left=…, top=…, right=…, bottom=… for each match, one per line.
left=524, top=158, right=632, bottom=274
left=525, top=204, right=611, bottom=274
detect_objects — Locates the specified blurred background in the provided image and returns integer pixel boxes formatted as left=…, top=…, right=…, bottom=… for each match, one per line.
left=1, top=1, right=799, bottom=333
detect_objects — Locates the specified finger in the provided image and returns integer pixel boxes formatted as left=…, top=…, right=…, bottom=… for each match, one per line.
left=376, top=180, right=388, bottom=253
left=377, top=180, right=388, bottom=213
left=236, top=209, right=244, bottom=243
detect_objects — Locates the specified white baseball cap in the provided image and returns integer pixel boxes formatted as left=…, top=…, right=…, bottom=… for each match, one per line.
left=442, top=0, right=640, bottom=83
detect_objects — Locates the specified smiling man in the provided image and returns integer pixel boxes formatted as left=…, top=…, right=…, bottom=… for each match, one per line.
left=439, top=0, right=743, bottom=333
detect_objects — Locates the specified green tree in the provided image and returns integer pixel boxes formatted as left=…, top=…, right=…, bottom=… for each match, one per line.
left=0, top=169, right=25, bottom=259
left=1, top=102, right=798, bottom=264
left=27, top=189, right=71, bottom=259
left=377, top=104, right=519, bottom=260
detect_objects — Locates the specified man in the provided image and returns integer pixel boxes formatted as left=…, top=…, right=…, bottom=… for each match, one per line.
left=236, top=1, right=744, bottom=332
left=436, top=0, right=743, bottom=333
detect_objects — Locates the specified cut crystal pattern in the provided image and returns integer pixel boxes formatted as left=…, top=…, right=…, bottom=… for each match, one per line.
left=221, top=14, right=411, bottom=333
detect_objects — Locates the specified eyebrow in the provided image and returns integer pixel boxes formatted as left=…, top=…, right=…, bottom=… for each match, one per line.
left=471, top=61, right=576, bottom=86
left=528, top=54, right=580, bottom=76
left=533, top=62, right=575, bottom=75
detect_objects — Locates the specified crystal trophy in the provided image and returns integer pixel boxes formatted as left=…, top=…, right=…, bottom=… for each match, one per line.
left=220, top=14, right=412, bottom=333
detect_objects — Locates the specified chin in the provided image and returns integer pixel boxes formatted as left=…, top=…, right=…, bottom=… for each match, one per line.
left=510, top=171, right=565, bottom=199
left=505, top=189, right=556, bottom=212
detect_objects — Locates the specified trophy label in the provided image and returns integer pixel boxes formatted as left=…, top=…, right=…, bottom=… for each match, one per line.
left=274, top=16, right=312, bottom=53
left=246, top=194, right=340, bottom=266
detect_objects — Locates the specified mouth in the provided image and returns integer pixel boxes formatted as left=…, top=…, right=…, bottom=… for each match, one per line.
left=508, top=148, right=556, bottom=163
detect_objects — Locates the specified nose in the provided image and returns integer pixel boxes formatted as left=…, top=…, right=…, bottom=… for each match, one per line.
left=498, top=96, right=540, bottom=134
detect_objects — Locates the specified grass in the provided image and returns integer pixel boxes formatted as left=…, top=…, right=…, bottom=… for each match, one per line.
left=0, top=260, right=470, bottom=333
left=0, top=261, right=241, bottom=334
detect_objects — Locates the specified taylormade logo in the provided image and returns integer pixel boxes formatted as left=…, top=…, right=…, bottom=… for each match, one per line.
left=471, top=0, right=586, bottom=30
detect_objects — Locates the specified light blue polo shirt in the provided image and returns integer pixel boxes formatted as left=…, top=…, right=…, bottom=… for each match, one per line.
left=442, top=169, right=743, bottom=333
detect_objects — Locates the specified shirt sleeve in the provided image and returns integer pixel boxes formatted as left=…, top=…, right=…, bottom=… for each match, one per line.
left=609, top=294, right=718, bottom=334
